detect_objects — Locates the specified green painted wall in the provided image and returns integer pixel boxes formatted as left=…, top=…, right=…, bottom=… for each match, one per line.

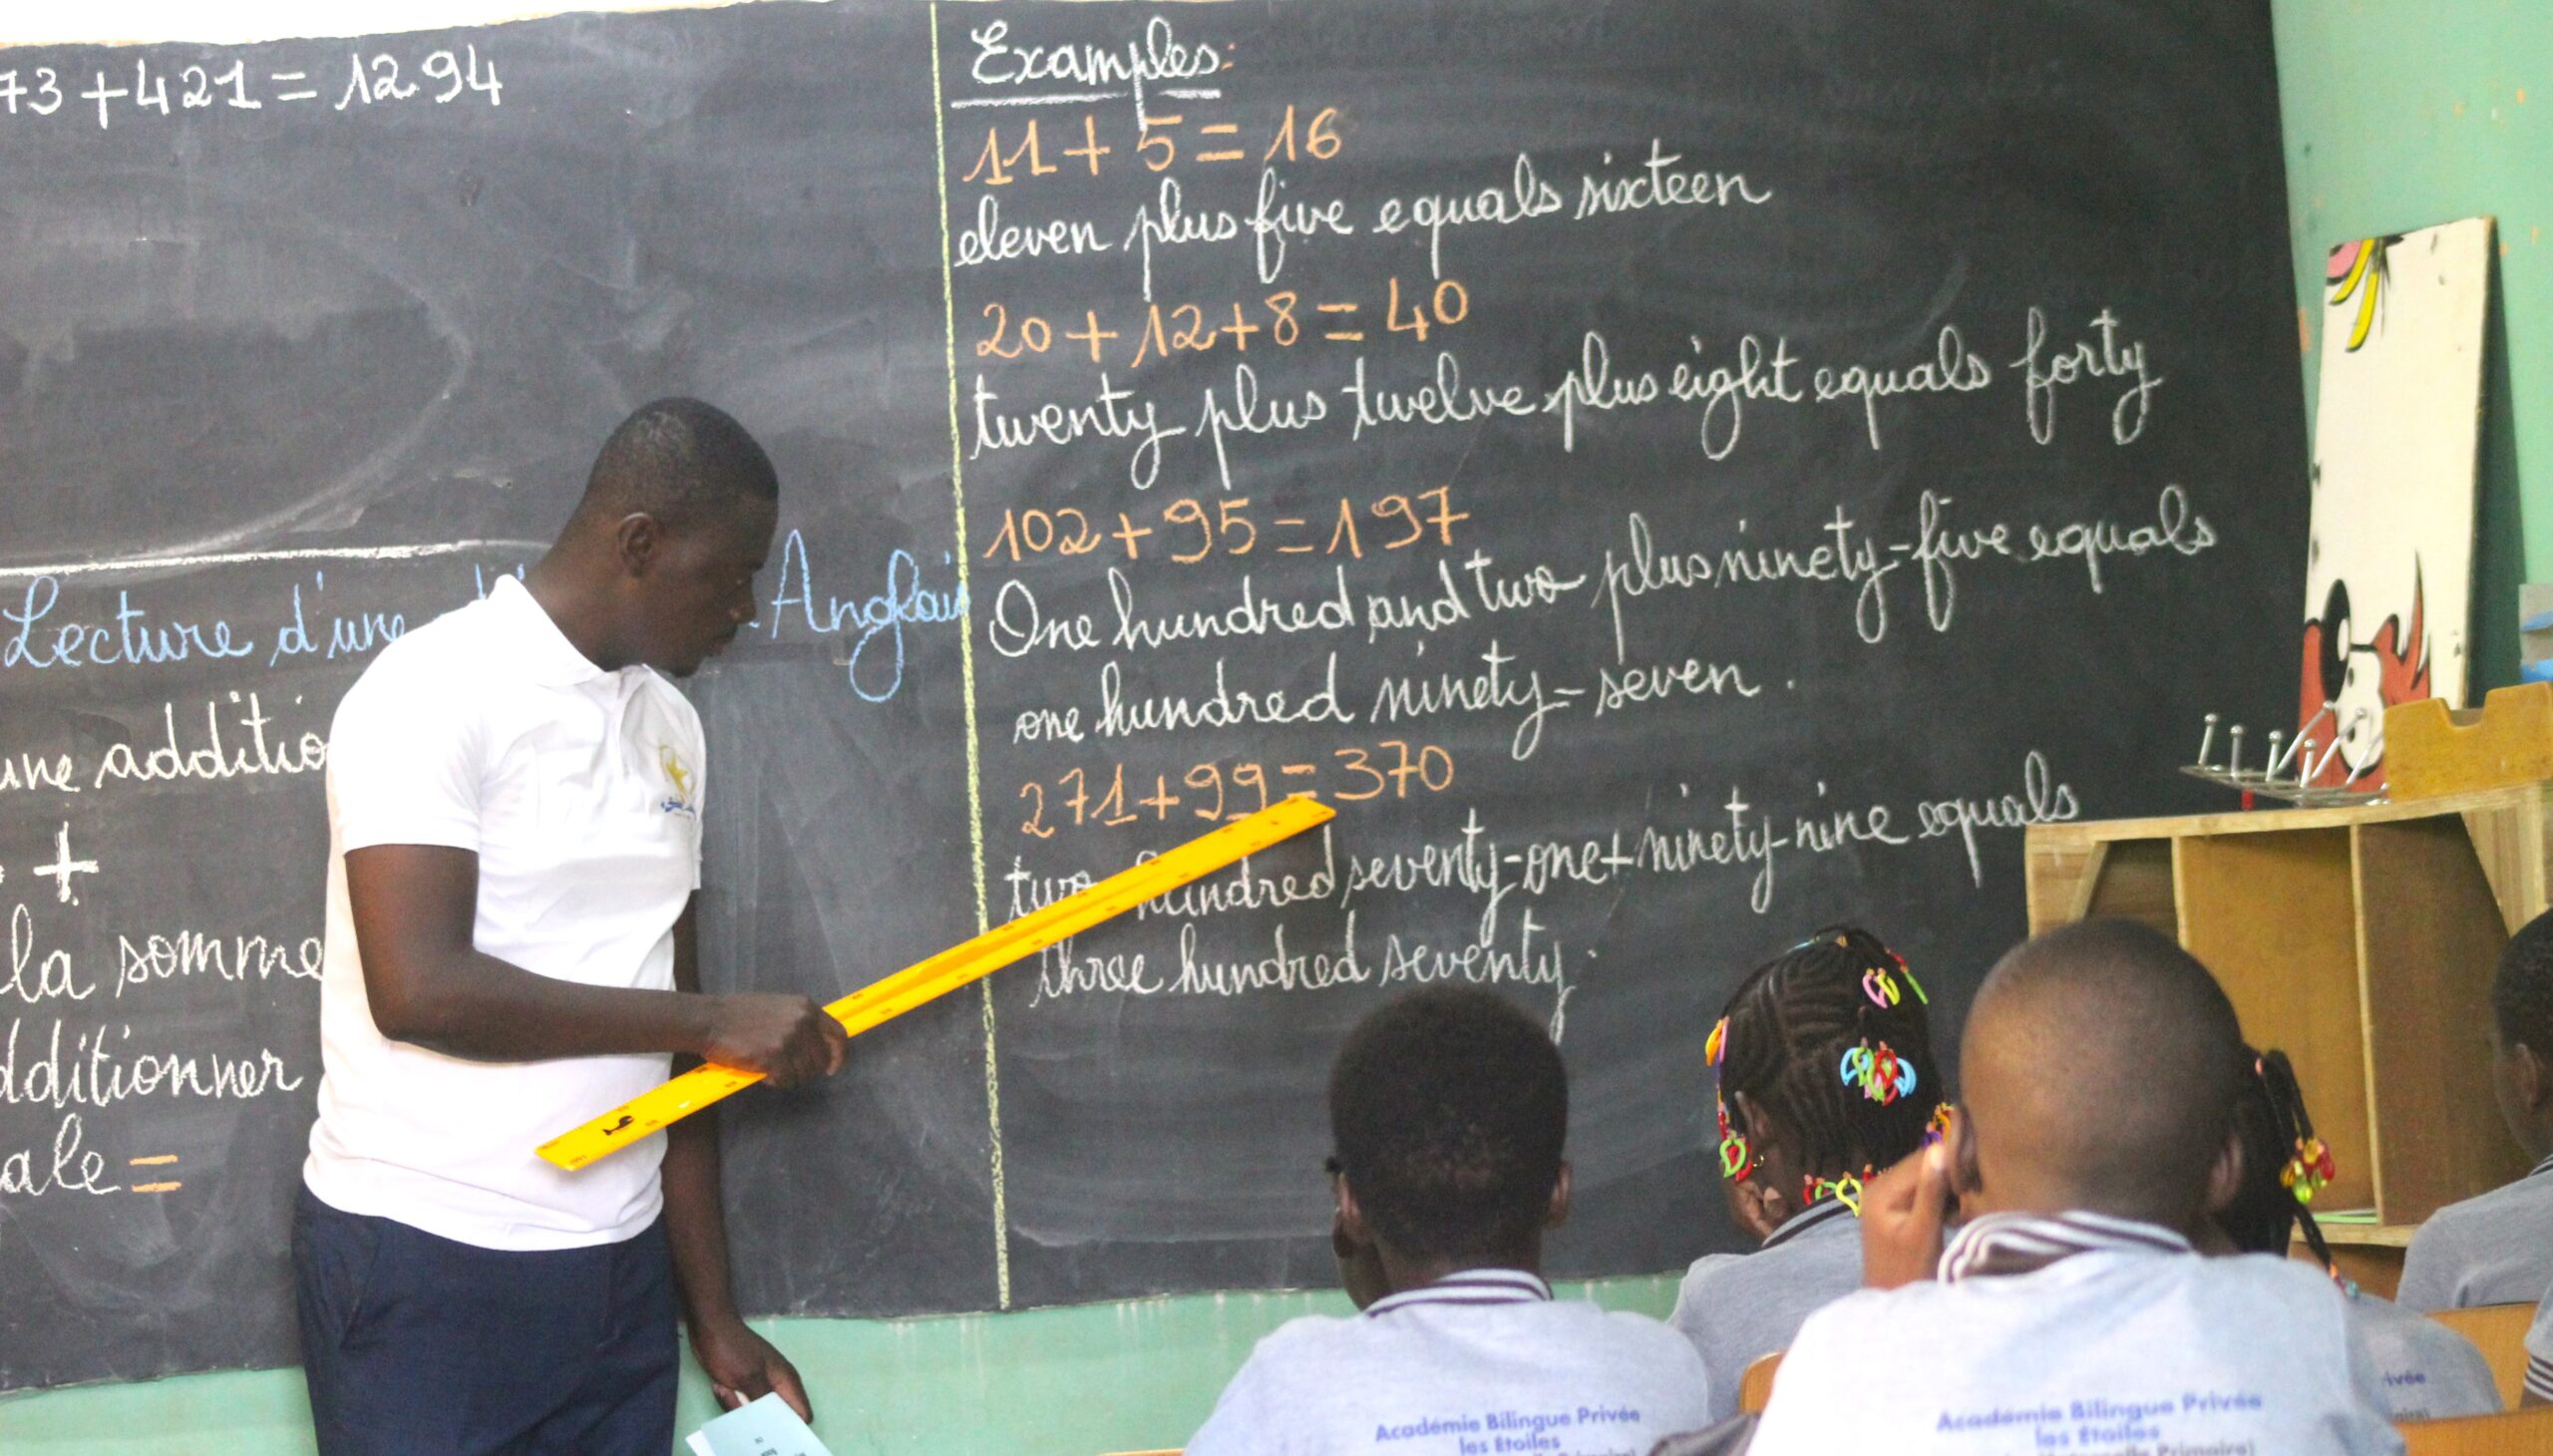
left=11, top=3, right=2549, bottom=1451
left=2272, top=0, right=2551, bottom=693
left=0, top=1276, right=1679, bottom=1454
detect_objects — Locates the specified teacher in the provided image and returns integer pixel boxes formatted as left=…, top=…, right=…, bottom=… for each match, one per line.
left=293, top=399, right=852, bottom=1454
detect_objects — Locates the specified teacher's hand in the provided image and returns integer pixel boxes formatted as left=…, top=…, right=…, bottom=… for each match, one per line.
left=702, top=993, right=850, bottom=1087
left=690, top=1315, right=816, bottom=1421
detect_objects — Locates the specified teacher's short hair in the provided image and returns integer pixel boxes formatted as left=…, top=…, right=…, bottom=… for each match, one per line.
left=582, top=397, right=778, bottom=524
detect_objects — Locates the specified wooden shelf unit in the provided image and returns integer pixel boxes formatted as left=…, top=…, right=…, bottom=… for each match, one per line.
left=2024, top=783, right=2547, bottom=1228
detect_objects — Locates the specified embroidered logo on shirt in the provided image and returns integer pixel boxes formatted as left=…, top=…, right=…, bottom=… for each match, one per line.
left=657, top=745, right=698, bottom=818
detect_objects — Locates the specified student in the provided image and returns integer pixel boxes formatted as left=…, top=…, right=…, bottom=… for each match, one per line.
left=2398, top=909, right=2553, bottom=1311
left=1187, top=987, right=1714, bottom=1455
left=1751, top=919, right=2400, bottom=1455
left=1667, top=926, right=1947, bottom=1422
left=2215, top=1048, right=2497, bottom=1419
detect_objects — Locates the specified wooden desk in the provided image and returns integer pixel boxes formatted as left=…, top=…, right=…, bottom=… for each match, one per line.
left=2433, top=1302, right=2537, bottom=1411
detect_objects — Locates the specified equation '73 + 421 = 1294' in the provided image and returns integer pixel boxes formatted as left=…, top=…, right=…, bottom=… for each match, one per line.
left=0, top=44, right=500, bottom=129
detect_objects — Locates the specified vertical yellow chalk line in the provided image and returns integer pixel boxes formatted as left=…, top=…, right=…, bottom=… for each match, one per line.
left=927, top=1, right=1010, bottom=1310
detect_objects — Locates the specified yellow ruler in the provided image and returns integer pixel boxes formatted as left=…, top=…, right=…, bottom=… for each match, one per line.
left=538, top=795, right=1336, bottom=1171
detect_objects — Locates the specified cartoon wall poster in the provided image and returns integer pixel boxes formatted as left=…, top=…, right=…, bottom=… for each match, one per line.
left=2299, top=216, right=2493, bottom=790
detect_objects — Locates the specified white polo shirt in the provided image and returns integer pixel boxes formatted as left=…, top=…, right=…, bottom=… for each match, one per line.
left=1186, top=1270, right=1714, bottom=1456
left=1752, top=1212, right=2402, bottom=1456
left=302, top=574, right=705, bottom=1252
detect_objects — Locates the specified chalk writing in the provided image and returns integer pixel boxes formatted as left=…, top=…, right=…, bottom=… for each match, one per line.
left=0, top=44, right=501, bottom=130
left=0, top=1, right=2304, bottom=1367
left=765, top=533, right=969, bottom=702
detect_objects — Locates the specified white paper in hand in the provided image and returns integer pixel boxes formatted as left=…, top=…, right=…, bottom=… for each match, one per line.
left=685, top=1391, right=831, bottom=1456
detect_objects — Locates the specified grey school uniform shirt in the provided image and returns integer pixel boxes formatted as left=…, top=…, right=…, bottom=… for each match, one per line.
left=1750, top=1212, right=2403, bottom=1456
left=1186, top=1270, right=1715, bottom=1456
left=2345, top=1286, right=2499, bottom=1419
left=2397, top=1152, right=2553, bottom=1310
left=1667, top=1200, right=1859, bottom=1424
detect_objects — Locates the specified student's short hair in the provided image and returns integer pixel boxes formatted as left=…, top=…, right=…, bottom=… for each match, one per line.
left=1328, top=987, right=1567, bottom=1263
left=2494, top=909, right=2553, bottom=1052
left=579, top=398, right=778, bottom=525
left=2220, top=1047, right=2333, bottom=1265
left=1977, top=919, right=2247, bottom=1216
left=1713, top=925, right=1943, bottom=1181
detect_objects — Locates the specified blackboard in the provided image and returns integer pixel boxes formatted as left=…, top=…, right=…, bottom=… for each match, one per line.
left=0, top=0, right=2307, bottom=1389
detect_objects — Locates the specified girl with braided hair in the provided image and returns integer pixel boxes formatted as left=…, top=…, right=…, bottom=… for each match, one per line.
left=2213, top=1047, right=2497, bottom=1420
left=1665, top=925, right=1950, bottom=1422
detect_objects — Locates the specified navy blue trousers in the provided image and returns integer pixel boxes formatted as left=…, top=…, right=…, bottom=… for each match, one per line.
left=292, top=1187, right=678, bottom=1456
